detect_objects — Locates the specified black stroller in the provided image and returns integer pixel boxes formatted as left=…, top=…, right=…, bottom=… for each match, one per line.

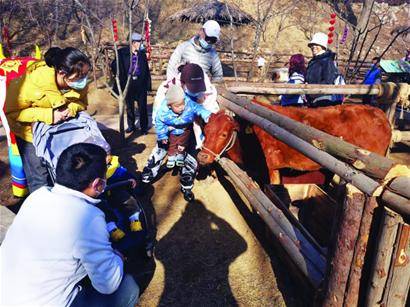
left=32, top=111, right=155, bottom=259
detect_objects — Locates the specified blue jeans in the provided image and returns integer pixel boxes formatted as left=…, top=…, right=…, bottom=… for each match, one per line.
left=70, top=274, right=139, bottom=307
left=16, top=137, right=51, bottom=192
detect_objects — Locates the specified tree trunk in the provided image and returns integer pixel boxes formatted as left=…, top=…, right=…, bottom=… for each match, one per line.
left=247, top=25, right=262, bottom=81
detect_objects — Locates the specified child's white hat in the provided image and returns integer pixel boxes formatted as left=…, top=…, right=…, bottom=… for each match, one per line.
left=166, top=85, right=185, bottom=105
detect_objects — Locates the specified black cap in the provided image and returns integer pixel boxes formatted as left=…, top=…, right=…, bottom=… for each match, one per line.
left=180, top=64, right=206, bottom=93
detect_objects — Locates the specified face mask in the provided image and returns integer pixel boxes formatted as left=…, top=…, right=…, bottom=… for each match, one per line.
left=185, top=89, right=202, bottom=97
left=198, top=38, right=211, bottom=50
left=66, top=76, right=87, bottom=90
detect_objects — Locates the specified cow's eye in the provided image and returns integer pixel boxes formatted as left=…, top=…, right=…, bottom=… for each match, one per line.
left=221, top=132, right=227, bottom=138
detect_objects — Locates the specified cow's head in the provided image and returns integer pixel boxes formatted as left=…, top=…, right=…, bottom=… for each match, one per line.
left=197, top=110, right=241, bottom=165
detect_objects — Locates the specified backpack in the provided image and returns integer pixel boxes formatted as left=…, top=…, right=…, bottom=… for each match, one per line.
left=332, top=65, right=345, bottom=103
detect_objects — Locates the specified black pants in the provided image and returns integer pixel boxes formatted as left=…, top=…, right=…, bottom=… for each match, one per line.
left=126, top=91, right=148, bottom=131
left=16, top=137, right=52, bottom=193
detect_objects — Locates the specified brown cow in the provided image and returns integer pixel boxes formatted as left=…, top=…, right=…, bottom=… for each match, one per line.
left=197, top=104, right=391, bottom=184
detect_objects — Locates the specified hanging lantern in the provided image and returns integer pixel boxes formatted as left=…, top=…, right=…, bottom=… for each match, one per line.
left=144, top=13, right=152, bottom=61
left=111, top=19, right=118, bottom=42
left=328, top=13, right=337, bottom=45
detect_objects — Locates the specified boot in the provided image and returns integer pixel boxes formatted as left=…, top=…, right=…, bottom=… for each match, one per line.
left=181, top=188, right=195, bottom=202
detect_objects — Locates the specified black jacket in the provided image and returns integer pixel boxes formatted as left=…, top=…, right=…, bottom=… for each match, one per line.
left=111, top=47, right=152, bottom=98
left=306, top=50, right=339, bottom=85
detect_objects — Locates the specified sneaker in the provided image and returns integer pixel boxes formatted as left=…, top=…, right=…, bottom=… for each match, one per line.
left=176, top=153, right=185, bottom=167
left=141, top=168, right=154, bottom=183
left=166, top=156, right=176, bottom=169
left=110, top=228, right=126, bottom=241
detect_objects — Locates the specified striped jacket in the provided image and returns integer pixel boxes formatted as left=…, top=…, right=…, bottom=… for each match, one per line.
left=166, top=36, right=223, bottom=81
left=280, top=72, right=305, bottom=106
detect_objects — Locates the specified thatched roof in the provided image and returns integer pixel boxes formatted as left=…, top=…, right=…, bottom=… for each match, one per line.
left=168, top=0, right=254, bottom=26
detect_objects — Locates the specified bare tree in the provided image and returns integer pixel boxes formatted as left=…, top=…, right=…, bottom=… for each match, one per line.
left=247, top=0, right=297, bottom=81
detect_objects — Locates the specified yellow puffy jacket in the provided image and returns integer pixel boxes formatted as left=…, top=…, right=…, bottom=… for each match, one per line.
left=5, top=61, right=88, bottom=142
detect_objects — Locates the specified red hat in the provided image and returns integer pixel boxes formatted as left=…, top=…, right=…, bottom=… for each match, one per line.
left=180, top=64, right=206, bottom=93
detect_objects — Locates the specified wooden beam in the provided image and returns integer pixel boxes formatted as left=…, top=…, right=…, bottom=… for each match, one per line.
left=322, top=185, right=365, bottom=307
left=225, top=82, right=382, bottom=96
left=217, top=157, right=325, bottom=288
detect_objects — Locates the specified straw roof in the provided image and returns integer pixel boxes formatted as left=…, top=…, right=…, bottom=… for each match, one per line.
left=168, top=0, right=254, bottom=26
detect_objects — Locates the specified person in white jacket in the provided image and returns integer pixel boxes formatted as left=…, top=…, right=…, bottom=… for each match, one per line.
left=166, top=20, right=223, bottom=82
left=0, top=143, right=139, bottom=307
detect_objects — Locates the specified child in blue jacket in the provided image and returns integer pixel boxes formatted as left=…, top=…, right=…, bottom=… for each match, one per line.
left=155, top=85, right=211, bottom=168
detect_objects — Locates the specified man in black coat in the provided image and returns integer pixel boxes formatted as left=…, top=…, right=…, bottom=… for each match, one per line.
left=306, top=32, right=342, bottom=107
left=111, top=32, right=152, bottom=134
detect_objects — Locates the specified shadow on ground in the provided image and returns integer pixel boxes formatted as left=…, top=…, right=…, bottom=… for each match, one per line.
left=154, top=200, right=247, bottom=306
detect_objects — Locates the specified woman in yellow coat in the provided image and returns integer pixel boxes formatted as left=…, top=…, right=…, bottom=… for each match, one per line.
left=5, top=47, right=91, bottom=192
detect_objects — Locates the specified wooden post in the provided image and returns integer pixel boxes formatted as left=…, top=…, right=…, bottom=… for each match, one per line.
left=384, top=224, right=410, bottom=306
left=365, top=208, right=403, bottom=306
left=218, top=157, right=325, bottom=288
left=322, top=185, right=365, bottom=307
left=217, top=86, right=405, bottom=181
left=344, top=197, right=378, bottom=306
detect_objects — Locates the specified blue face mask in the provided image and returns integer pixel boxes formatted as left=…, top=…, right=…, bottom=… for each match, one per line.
left=185, top=89, right=201, bottom=97
left=67, top=76, right=88, bottom=90
left=198, top=38, right=211, bottom=50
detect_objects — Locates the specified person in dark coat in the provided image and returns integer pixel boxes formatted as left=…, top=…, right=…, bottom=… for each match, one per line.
left=305, top=32, right=342, bottom=107
left=111, top=32, right=152, bottom=134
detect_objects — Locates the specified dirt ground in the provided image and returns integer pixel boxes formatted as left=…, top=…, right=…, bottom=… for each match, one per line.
left=1, top=94, right=409, bottom=306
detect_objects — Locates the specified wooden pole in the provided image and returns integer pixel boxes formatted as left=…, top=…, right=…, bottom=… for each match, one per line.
left=218, top=157, right=325, bottom=288
left=344, top=197, right=378, bottom=306
left=226, top=82, right=382, bottom=96
left=322, top=185, right=365, bottom=307
left=217, top=86, right=404, bottom=181
left=365, top=208, right=402, bottom=306
left=384, top=224, right=410, bottom=306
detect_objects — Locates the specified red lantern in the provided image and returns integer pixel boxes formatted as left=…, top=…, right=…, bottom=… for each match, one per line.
left=328, top=32, right=334, bottom=38
left=329, top=19, right=336, bottom=25
left=329, top=26, right=335, bottom=31
left=111, top=19, right=118, bottom=42
left=328, top=39, right=333, bottom=44
left=330, top=13, right=336, bottom=19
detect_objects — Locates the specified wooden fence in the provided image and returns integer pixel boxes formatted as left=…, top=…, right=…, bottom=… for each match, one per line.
left=215, top=86, right=410, bottom=306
